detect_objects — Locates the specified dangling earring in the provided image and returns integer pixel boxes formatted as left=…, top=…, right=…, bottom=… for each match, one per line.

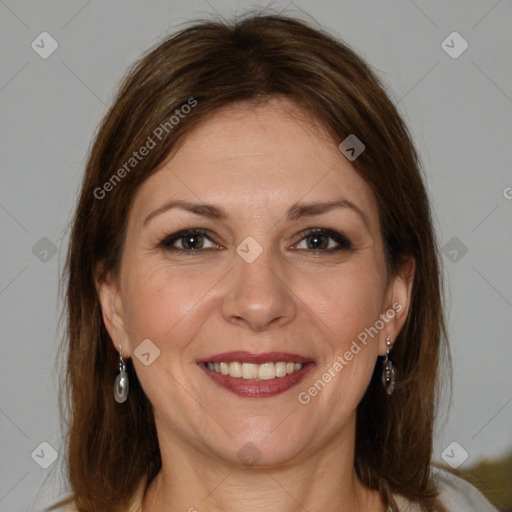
left=382, top=335, right=396, bottom=395
left=114, top=344, right=129, bottom=403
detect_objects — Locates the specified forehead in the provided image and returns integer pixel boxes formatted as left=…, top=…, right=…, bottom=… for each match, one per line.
left=130, top=97, right=379, bottom=227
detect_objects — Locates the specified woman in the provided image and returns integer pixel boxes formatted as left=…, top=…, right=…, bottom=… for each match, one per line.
left=50, top=12, right=498, bottom=512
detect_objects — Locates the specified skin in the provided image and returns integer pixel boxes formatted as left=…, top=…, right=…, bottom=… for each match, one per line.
left=96, top=96, right=415, bottom=512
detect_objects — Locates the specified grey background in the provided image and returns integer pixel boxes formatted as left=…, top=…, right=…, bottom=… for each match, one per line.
left=1, top=0, right=511, bottom=510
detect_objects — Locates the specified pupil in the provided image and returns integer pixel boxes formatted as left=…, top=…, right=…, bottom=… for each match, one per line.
left=185, top=234, right=202, bottom=249
left=309, top=235, right=326, bottom=250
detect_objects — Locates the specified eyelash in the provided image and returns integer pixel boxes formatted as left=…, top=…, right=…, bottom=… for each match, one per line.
left=157, top=228, right=352, bottom=255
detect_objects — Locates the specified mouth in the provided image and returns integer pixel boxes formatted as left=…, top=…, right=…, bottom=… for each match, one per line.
left=197, top=351, right=315, bottom=398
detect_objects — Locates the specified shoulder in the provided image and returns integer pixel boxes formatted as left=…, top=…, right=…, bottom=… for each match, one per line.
left=430, top=465, right=499, bottom=511
left=391, top=465, right=499, bottom=512
left=48, top=500, right=78, bottom=512
left=47, top=480, right=145, bottom=512
left=48, top=499, right=142, bottom=512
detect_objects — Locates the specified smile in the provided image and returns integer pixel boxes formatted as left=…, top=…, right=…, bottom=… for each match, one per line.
left=206, top=361, right=303, bottom=380
left=198, top=351, right=315, bottom=398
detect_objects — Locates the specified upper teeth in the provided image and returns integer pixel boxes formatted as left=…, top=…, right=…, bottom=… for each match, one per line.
left=206, top=361, right=304, bottom=380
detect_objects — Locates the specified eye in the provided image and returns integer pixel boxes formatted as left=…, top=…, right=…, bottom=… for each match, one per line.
left=157, top=227, right=352, bottom=255
left=293, top=228, right=352, bottom=252
left=158, top=228, right=220, bottom=254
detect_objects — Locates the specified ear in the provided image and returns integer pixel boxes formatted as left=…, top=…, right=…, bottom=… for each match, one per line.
left=378, top=256, right=416, bottom=356
left=95, top=263, right=132, bottom=358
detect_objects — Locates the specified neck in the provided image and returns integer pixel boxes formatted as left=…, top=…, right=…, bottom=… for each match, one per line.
left=142, top=417, right=385, bottom=512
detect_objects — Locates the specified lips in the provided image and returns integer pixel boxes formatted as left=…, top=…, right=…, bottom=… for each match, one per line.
left=198, top=351, right=315, bottom=398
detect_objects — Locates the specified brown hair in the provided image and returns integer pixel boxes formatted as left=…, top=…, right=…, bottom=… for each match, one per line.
left=50, top=11, right=451, bottom=512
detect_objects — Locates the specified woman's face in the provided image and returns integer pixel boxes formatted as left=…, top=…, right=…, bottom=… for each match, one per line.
left=98, top=97, right=413, bottom=467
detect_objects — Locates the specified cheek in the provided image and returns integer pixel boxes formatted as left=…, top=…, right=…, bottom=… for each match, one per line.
left=292, top=266, right=386, bottom=434
left=337, top=275, right=383, bottom=335
left=302, top=263, right=385, bottom=394
left=121, top=260, right=219, bottom=350
left=302, top=262, right=386, bottom=347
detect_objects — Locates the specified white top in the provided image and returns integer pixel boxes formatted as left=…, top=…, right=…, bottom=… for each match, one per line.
left=430, top=465, right=499, bottom=511
left=57, top=465, right=499, bottom=512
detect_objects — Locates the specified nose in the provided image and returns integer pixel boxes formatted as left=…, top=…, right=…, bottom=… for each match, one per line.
left=221, top=244, right=297, bottom=331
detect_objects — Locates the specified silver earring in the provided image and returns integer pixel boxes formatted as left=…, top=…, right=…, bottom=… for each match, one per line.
left=114, top=344, right=129, bottom=403
left=382, top=335, right=395, bottom=395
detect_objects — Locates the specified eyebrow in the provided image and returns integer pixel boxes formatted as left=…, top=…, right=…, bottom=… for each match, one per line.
left=143, top=198, right=370, bottom=230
